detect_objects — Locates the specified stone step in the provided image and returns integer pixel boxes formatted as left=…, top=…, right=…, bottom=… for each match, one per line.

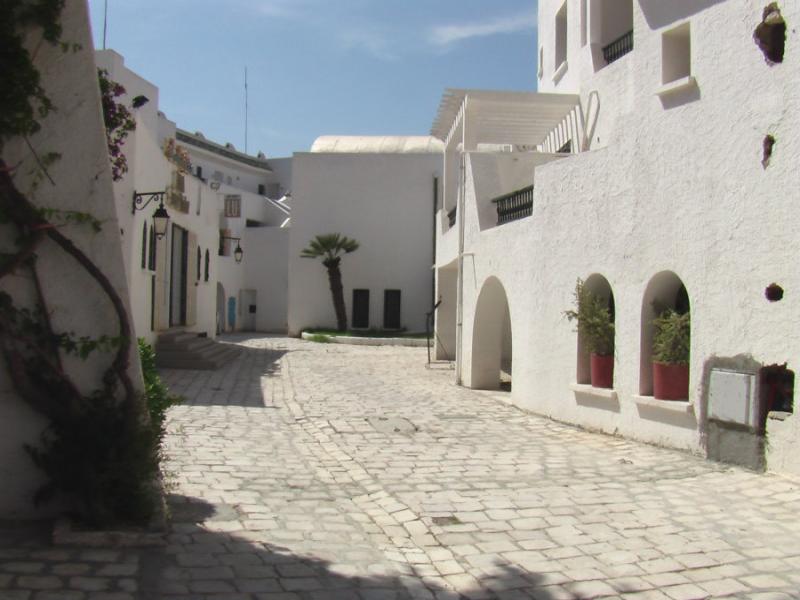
left=155, top=332, right=239, bottom=370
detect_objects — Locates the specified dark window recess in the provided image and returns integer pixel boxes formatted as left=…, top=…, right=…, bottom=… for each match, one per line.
left=603, top=29, right=634, bottom=64
left=760, top=365, right=794, bottom=417
left=352, top=289, right=370, bottom=329
left=249, top=304, right=257, bottom=314
left=204, top=249, right=210, bottom=282
left=148, top=226, right=157, bottom=271
left=196, top=165, right=203, bottom=179
left=150, top=275, right=156, bottom=331
left=258, top=184, right=266, bottom=195
left=558, top=140, right=572, bottom=154
left=383, top=290, right=402, bottom=330
left=493, top=185, right=534, bottom=226
left=141, top=222, right=148, bottom=269
left=447, top=207, right=457, bottom=228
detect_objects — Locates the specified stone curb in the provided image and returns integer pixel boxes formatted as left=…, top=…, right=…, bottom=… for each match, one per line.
left=301, top=332, right=429, bottom=347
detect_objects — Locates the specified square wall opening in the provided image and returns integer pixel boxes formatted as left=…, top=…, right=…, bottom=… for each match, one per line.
left=662, top=22, right=691, bottom=84
left=555, top=2, right=568, bottom=70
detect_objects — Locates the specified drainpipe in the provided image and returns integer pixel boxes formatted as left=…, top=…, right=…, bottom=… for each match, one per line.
left=455, top=98, right=468, bottom=385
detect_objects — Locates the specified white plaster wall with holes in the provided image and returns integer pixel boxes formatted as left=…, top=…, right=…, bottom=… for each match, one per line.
left=437, top=0, right=800, bottom=474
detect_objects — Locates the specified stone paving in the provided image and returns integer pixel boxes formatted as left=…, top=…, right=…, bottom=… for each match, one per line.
left=3, top=334, right=800, bottom=599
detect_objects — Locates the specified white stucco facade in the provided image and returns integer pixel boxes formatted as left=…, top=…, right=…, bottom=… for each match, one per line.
left=435, top=1, right=799, bottom=474
left=288, top=140, right=442, bottom=335
left=96, top=51, right=292, bottom=342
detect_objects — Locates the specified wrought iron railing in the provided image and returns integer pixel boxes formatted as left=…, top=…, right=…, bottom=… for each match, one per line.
left=602, top=30, right=634, bottom=65
left=447, top=207, right=457, bottom=229
left=493, top=186, right=534, bottom=226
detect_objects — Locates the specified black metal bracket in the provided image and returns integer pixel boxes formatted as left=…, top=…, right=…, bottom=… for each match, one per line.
left=132, top=190, right=166, bottom=215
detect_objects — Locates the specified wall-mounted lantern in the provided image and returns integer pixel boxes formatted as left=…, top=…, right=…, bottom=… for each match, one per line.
left=132, top=190, right=170, bottom=239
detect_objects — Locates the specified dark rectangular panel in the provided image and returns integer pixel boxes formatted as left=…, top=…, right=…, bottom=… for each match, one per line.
left=352, top=289, right=370, bottom=329
left=384, top=289, right=401, bottom=330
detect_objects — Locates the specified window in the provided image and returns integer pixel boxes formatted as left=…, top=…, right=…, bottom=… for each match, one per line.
left=662, top=22, right=691, bottom=84
left=204, top=249, right=210, bottom=282
left=212, top=170, right=223, bottom=183
left=352, top=289, right=370, bottom=329
left=594, top=0, right=634, bottom=68
left=580, top=0, right=588, bottom=47
left=147, top=226, right=156, bottom=271
left=383, top=290, right=402, bottom=330
left=141, top=222, right=148, bottom=269
left=224, top=195, right=241, bottom=218
left=196, top=247, right=202, bottom=282
left=555, top=2, right=568, bottom=71
left=258, top=184, right=266, bottom=196
left=196, top=165, right=203, bottom=180
left=219, top=229, right=231, bottom=256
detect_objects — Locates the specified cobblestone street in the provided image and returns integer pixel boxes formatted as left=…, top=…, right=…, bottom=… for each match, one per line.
left=3, top=334, right=800, bottom=599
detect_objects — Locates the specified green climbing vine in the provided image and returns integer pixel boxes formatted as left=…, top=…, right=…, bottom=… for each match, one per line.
left=0, top=1, right=165, bottom=527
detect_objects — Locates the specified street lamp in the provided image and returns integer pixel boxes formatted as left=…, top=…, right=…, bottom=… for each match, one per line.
left=220, top=235, right=244, bottom=263
left=132, top=190, right=170, bottom=239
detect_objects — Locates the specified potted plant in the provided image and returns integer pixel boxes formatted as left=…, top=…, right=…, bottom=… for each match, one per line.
left=652, top=308, right=690, bottom=400
left=565, top=279, right=615, bottom=388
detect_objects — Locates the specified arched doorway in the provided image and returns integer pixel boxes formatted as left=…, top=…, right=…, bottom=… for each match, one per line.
left=470, top=277, right=512, bottom=390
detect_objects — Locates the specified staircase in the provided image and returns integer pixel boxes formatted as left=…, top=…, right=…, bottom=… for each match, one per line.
left=155, top=330, right=241, bottom=370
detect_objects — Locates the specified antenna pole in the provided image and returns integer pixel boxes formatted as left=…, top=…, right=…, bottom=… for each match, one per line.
left=102, top=0, right=108, bottom=49
left=244, top=67, right=249, bottom=154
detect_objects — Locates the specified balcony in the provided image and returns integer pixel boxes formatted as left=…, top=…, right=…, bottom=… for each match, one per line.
left=602, top=30, right=634, bottom=65
left=492, top=186, right=534, bottom=226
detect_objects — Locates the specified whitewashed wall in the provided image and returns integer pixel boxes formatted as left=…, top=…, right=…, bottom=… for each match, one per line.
left=244, top=228, right=289, bottom=332
left=0, top=2, right=143, bottom=516
left=288, top=151, right=440, bottom=335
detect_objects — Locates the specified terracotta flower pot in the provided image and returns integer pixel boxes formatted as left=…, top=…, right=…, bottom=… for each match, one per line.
left=653, top=362, right=689, bottom=400
left=590, top=354, right=614, bottom=389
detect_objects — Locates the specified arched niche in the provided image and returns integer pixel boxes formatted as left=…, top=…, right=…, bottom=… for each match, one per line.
left=576, top=274, right=616, bottom=386
left=639, top=271, right=690, bottom=396
left=470, top=277, right=513, bottom=391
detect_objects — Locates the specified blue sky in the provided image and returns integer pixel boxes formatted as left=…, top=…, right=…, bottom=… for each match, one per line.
left=87, top=1, right=539, bottom=158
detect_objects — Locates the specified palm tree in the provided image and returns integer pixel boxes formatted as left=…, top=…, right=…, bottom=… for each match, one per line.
left=300, top=233, right=360, bottom=332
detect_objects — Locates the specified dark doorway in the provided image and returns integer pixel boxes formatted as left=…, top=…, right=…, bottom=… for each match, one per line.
left=383, top=289, right=402, bottom=330
left=352, top=289, right=370, bottom=329
left=169, top=224, right=188, bottom=327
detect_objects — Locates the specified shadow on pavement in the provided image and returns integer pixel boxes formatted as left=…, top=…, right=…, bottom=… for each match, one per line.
left=139, top=495, right=560, bottom=600
left=159, top=342, right=288, bottom=408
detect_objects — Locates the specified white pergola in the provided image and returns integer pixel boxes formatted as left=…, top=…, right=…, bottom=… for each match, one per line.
left=430, top=89, right=581, bottom=150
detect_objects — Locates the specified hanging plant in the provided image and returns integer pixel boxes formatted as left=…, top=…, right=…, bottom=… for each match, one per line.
left=98, top=69, right=136, bottom=181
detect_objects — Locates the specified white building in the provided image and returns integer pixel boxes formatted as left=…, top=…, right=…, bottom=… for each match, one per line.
left=287, top=136, right=442, bottom=335
left=433, top=1, right=799, bottom=474
left=96, top=51, right=291, bottom=345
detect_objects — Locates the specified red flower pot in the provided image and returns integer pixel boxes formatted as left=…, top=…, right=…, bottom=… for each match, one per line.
left=590, top=354, right=614, bottom=389
left=653, top=362, right=689, bottom=400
